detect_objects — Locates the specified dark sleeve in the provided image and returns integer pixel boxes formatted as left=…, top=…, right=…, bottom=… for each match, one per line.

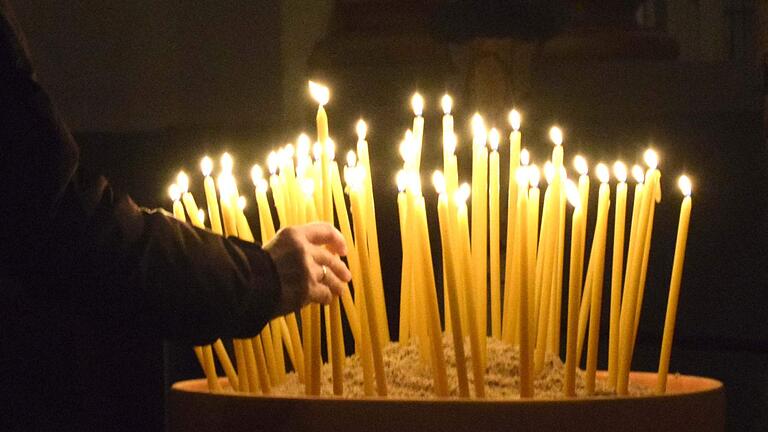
left=0, top=0, right=282, bottom=344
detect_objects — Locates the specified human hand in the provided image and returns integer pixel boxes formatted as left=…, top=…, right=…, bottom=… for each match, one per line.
left=264, top=222, right=352, bottom=314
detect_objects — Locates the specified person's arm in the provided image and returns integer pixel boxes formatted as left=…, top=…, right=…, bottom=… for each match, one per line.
left=0, top=1, right=349, bottom=345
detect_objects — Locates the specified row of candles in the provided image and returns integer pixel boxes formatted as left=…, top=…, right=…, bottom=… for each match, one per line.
left=168, top=81, right=692, bottom=398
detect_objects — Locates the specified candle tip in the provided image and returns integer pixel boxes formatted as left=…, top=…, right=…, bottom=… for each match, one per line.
left=197, top=209, right=206, bottom=225
left=221, top=152, right=234, bottom=173
left=678, top=175, right=692, bottom=197
left=312, top=142, right=323, bottom=162
left=574, top=155, right=588, bottom=175
left=256, top=178, right=269, bottom=194
left=356, top=119, right=368, bottom=140
left=168, top=183, right=181, bottom=202
left=251, top=164, right=264, bottom=186
left=520, top=149, right=531, bottom=166
left=596, top=163, right=610, bottom=184
left=432, top=170, right=446, bottom=195
left=643, top=148, right=659, bottom=170
left=396, top=170, right=407, bottom=193
left=565, top=180, right=580, bottom=208
left=516, top=165, right=529, bottom=187
left=632, top=165, right=645, bottom=184
left=326, top=138, right=336, bottom=161
left=549, top=126, right=563, bottom=146
left=237, top=196, right=247, bottom=210
left=346, top=150, right=357, bottom=168
left=455, top=183, right=471, bottom=204
left=201, top=156, right=213, bottom=177
left=471, top=113, right=485, bottom=136
left=509, top=109, right=521, bottom=131
left=489, top=128, right=500, bottom=150
left=613, top=161, right=628, bottom=183
left=441, top=94, right=453, bottom=114
left=297, top=133, right=311, bottom=156
left=411, top=93, right=424, bottom=116
left=308, top=80, right=330, bottom=105
left=529, top=164, right=541, bottom=188
left=544, top=161, right=555, bottom=185
left=176, top=171, right=189, bottom=193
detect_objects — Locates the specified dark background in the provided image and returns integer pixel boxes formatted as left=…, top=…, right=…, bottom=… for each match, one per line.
left=11, top=1, right=768, bottom=431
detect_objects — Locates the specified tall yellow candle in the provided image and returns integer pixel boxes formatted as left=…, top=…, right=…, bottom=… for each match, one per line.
left=470, top=113, right=488, bottom=365
left=434, top=171, right=470, bottom=397
left=527, top=165, right=541, bottom=344
left=657, top=175, right=692, bottom=393
left=534, top=165, right=556, bottom=372
left=411, top=93, right=425, bottom=173
left=608, top=161, right=628, bottom=387
left=503, top=110, right=522, bottom=338
left=308, top=80, right=332, bottom=223
left=441, top=94, right=454, bottom=175
left=200, top=157, right=224, bottom=235
left=564, top=180, right=585, bottom=397
left=488, top=129, right=501, bottom=339
left=585, top=164, right=611, bottom=394
left=396, top=172, right=412, bottom=343
left=515, top=169, right=533, bottom=398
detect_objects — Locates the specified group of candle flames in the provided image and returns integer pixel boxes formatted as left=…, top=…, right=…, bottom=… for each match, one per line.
left=166, top=81, right=693, bottom=400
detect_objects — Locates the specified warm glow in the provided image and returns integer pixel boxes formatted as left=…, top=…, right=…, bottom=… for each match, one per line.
left=456, top=182, right=471, bottom=204
left=221, top=152, right=234, bottom=174
left=408, top=173, right=422, bottom=194
left=308, top=80, right=330, bottom=106
left=516, top=164, right=529, bottom=187
left=444, top=133, right=457, bottom=155
left=176, top=171, right=189, bottom=193
left=201, top=156, right=213, bottom=177
left=411, top=93, right=424, bottom=116
left=256, top=178, right=269, bottom=194
left=301, top=179, right=315, bottom=197
left=346, top=166, right=365, bottom=190
left=346, top=150, right=358, bottom=168
left=678, top=175, right=692, bottom=197
left=471, top=113, right=485, bottom=137
left=356, top=119, right=368, bottom=140
left=520, top=149, right=530, bottom=166
left=613, top=161, right=628, bottom=183
left=396, top=170, right=407, bottom=193
left=632, top=165, right=645, bottom=184
left=250, top=164, right=264, bottom=186
left=312, top=142, right=323, bottom=162
left=285, top=143, right=295, bottom=159
left=529, top=164, right=541, bottom=188
left=197, top=209, right=206, bottom=225
left=549, top=126, right=563, bottom=146
left=238, top=196, right=247, bottom=211
left=544, top=161, right=555, bottom=185
left=489, top=128, right=500, bottom=151
left=643, top=148, right=659, bottom=169
left=267, top=151, right=279, bottom=175
left=509, top=109, right=521, bottom=131
left=596, top=163, right=610, bottom=184
left=399, top=130, right=414, bottom=162
left=297, top=133, right=311, bottom=157
left=327, top=138, right=336, bottom=161
left=217, top=174, right=233, bottom=198
left=566, top=180, right=580, bottom=208
left=432, top=170, right=446, bottom=195
left=168, top=184, right=181, bottom=202
left=441, top=94, right=453, bottom=115
left=574, top=155, right=588, bottom=176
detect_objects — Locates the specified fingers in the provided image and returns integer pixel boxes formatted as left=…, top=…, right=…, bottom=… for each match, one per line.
left=300, top=222, right=347, bottom=256
left=311, top=245, right=352, bottom=283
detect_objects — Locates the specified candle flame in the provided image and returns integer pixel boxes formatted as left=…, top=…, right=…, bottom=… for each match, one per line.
left=285, top=143, right=295, bottom=159
left=297, top=133, right=311, bottom=157
left=308, top=80, right=330, bottom=106
left=197, top=209, right=206, bottom=225
left=509, top=109, right=521, bottom=131
left=566, top=180, right=580, bottom=208
left=399, top=130, right=415, bottom=163
left=327, top=138, right=336, bottom=161
left=489, top=128, right=500, bottom=151
left=544, top=161, right=555, bottom=185
left=455, top=183, right=471, bottom=204
left=312, top=142, right=323, bottom=162
left=596, top=163, right=610, bottom=184
left=432, top=170, right=446, bottom=195
left=516, top=165, right=529, bottom=187
left=549, top=126, right=563, bottom=146
left=471, top=113, right=485, bottom=137
left=250, top=164, right=264, bottom=186
left=301, top=179, right=315, bottom=197
left=643, top=148, right=659, bottom=169
left=613, top=161, right=628, bottom=183
left=221, top=152, right=234, bottom=174
left=267, top=151, right=279, bottom=175
left=574, top=155, right=588, bottom=176
left=216, top=174, right=234, bottom=198
left=529, top=164, right=541, bottom=188
left=346, top=150, right=357, bottom=168
left=632, top=164, right=645, bottom=184
left=441, top=94, right=453, bottom=115
left=356, top=119, right=368, bottom=140
left=396, top=170, right=407, bottom=193
left=176, top=171, right=189, bottom=193
left=168, top=184, right=181, bottom=202
left=256, top=178, right=269, bottom=194
left=238, top=196, right=247, bottom=211
left=678, top=175, right=692, bottom=197
left=520, top=148, right=530, bottom=166
left=411, top=93, right=424, bottom=116
left=201, top=156, right=213, bottom=177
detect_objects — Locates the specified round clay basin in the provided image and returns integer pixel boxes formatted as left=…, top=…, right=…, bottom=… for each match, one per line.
left=169, top=372, right=724, bottom=432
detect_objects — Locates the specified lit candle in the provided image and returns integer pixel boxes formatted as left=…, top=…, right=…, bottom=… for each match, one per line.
left=396, top=171, right=412, bottom=344
left=503, top=110, right=522, bottom=339
left=585, top=163, right=611, bottom=395
left=488, top=128, right=501, bottom=339
left=657, top=175, right=692, bottom=393
left=608, top=161, right=628, bottom=388
left=549, top=129, right=566, bottom=356
left=200, top=156, right=224, bottom=235
left=434, top=171, right=470, bottom=397
left=564, top=180, right=585, bottom=397
left=308, top=80, right=332, bottom=223
left=470, top=113, right=488, bottom=365
left=441, top=94, right=454, bottom=176
left=533, top=162, right=556, bottom=373
left=515, top=168, right=533, bottom=398
left=527, top=164, right=540, bottom=342
left=411, top=93, right=425, bottom=173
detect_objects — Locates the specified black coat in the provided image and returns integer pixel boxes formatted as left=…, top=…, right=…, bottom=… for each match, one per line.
left=0, top=2, right=282, bottom=430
